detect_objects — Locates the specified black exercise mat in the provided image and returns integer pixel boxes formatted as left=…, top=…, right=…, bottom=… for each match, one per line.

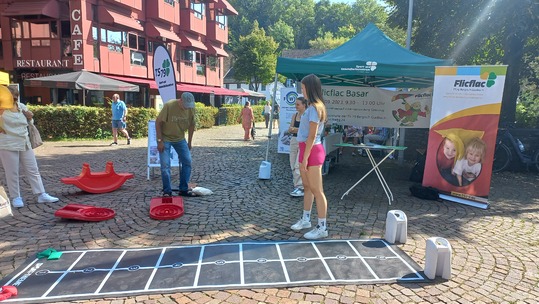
left=0, top=239, right=427, bottom=303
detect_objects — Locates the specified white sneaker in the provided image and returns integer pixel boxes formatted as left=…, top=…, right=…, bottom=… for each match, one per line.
left=289, top=188, right=304, bottom=197
left=304, top=225, right=328, bottom=240
left=291, top=219, right=311, bottom=231
left=12, top=197, right=24, bottom=208
left=38, top=193, right=59, bottom=204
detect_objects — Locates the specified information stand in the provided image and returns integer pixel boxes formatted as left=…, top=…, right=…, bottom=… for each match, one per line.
left=147, top=120, right=179, bottom=180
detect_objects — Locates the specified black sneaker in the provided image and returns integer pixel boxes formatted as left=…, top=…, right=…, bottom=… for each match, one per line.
left=110, top=142, right=118, bottom=146
left=127, top=138, right=131, bottom=145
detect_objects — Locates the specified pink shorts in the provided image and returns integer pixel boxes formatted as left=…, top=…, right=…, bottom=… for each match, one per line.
left=298, top=142, right=326, bottom=167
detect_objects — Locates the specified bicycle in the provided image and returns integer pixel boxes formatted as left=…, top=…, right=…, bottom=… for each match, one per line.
left=492, top=127, right=539, bottom=173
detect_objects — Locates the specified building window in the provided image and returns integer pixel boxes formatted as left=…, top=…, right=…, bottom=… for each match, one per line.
left=128, top=33, right=137, bottom=49
left=12, top=40, right=22, bottom=58
left=130, top=50, right=145, bottom=66
left=101, top=28, right=124, bottom=53
left=190, top=1, right=205, bottom=19
left=181, top=49, right=194, bottom=66
left=261, top=84, right=267, bottom=91
left=164, top=0, right=175, bottom=6
left=92, top=26, right=99, bottom=58
left=138, top=36, right=146, bottom=51
left=60, top=21, right=71, bottom=38
left=91, top=4, right=98, bottom=21
left=196, top=52, right=205, bottom=76
left=216, top=15, right=227, bottom=29
left=208, top=56, right=218, bottom=71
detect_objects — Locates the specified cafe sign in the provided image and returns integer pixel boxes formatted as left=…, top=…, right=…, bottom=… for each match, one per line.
left=70, top=1, right=83, bottom=66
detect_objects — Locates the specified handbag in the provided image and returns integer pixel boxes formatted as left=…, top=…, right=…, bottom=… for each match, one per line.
left=28, top=122, right=43, bottom=149
left=0, top=186, right=13, bottom=218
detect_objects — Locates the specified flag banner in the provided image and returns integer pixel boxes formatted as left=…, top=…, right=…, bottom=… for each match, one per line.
left=153, top=46, right=177, bottom=103
left=423, top=66, right=507, bottom=209
left=277, top=88, right=300, bottom=153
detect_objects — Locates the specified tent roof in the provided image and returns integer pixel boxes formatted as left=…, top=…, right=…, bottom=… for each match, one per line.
left=276, top=23, right=453, bottom=88
left=24, top=70, right=139, bottom=92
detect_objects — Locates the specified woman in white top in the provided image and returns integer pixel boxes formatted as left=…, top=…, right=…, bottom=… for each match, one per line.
left=287, top=95, right=308, bottom=197
left=0, top=86, right=59, bottom=208
left=290, top=74, right=329, bottom=240
left=263, top=101, right=272, bottom=128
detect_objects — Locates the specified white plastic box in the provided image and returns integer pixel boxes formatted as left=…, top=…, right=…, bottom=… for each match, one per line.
left=258, top=161, right=271, bottom=179
left=424, top=237, right=452, bottom=280
left=384, top=210, right=407, bottom=244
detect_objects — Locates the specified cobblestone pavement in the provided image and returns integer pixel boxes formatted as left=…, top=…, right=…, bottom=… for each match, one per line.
left=1, top=124, right=538, bottom=304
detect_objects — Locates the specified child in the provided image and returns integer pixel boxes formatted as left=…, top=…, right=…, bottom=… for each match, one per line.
left=436, top=133, right=464, bottom=186
left=453, top=137, right=486, bottom=186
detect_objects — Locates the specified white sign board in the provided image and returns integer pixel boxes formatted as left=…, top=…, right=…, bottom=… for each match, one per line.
left=147, top=120, right=179, bottom=180
left=277, top=88, right=299, bottom=153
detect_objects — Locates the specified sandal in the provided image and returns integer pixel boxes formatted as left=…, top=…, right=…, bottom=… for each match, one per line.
left=178, top=190, right=198, bottom=197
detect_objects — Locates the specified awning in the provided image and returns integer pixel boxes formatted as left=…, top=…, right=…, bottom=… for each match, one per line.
left=99, top=7, right=143, bottom=32
left=178, top=32, right=207, bottom=51
left=215, top=0, right=238, bottom=15
left=106, top=75, right=157, bottom=89
left=146, top=23, right=181, bottom=43
left=205, top=42, right=228, bottom=57
left=2, top=0, right=60, bottom=18
left=177, top=83, right=248, bottom=96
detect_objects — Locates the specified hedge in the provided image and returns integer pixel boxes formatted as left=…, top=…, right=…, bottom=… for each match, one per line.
left=28, top=102, right=264, bottom=140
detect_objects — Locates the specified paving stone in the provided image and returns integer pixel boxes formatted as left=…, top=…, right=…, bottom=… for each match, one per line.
left=0, top=124, right=538, bottom=303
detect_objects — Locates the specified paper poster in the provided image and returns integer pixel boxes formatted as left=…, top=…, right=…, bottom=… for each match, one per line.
left=153, top=46, right=177, bottom=103
left=323, top=86, right=433, bottom=128
left=422, top=65, right=507, bottom=209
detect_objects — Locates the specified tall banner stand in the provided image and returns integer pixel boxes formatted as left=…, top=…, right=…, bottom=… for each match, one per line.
left=423, top=65, right=508, bottom=209
left=147, top=46, right=179, bottom=179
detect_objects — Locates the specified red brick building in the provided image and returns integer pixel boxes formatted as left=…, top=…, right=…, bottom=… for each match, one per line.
left=0, top=0, right=242, bottom=107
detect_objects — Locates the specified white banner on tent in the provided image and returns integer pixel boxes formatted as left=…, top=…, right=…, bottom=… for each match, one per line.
left=147, top=120, right=179, bottom=180
left=322, top=86, right=433, bottom=128
left=277, top=88, right=299, bottom=153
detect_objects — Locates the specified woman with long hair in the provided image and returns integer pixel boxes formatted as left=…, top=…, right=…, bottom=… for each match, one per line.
left=240, top=101, right=255, bottom=141
left=288, top=95, right=308, bottom=197
left=290, top=74, right=329, bottom=239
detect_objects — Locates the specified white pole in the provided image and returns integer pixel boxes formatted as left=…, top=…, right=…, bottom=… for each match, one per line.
left=398, top=0, right=414, bottom=164
left=265, top=73, right=279, bottom=161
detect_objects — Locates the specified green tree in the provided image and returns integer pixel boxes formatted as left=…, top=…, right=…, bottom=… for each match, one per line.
left=232, top=22, right=279, bottom=91
left=309, top=31, right=348, bottom=50
left=268, top=20, right=295, bottom=52
left=386, top=0, right=539, bottom=125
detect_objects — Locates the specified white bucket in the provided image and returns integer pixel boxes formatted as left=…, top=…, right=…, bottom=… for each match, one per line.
left=258, top=161, right=271, bottom=179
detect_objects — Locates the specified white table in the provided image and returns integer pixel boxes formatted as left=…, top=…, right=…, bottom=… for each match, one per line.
left=336, top=143, right=407, bottom=205
left=322, top=132, right=342, bottom=155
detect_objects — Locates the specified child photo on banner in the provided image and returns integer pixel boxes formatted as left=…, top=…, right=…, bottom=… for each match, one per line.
left=423, top=65, right=507, bottom=209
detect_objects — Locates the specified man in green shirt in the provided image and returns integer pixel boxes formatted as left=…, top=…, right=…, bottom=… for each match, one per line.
left=155, top=92, right=197, bottom=197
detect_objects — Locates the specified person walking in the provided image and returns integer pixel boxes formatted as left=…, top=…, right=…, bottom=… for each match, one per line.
left=290, top=74, right=329, bottom=240
left=0, top=86, right=59, bottom=208
left=110, top=93, right=131, bottom=145
left=272, top=103, right=280, bottom=129
left=240, top=101, right=254, bottom=141
left=288, top=95, right=308, bottom=197
left=155, top=92, right=198, bottom=197
left=263, top=101, right=272, bottom=128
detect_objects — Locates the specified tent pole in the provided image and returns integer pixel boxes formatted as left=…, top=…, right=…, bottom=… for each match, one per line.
left=398, top=0, right=414, bottom=165
left=265, top=73, right=279, bottom=161
left=82, top=89, right=86, bottom=106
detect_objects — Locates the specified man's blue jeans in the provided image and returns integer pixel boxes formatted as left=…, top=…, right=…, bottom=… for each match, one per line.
left=159, top=139, right=192, bottom=194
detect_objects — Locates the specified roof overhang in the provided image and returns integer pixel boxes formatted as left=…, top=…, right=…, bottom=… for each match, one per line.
left=215, top=0, right=238, bottom=15
left=146, top=23, right=181, bottom=43
left=178, top=32, right=207, bottom=51
left=2, top=0, right=60, bottom=18
left=205, top=42, right=228, bottom=57
left=99, top=7, right=143, bottom=32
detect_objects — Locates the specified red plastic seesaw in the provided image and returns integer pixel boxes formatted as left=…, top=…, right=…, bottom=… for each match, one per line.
left=61, top=162, right=134, bottom=194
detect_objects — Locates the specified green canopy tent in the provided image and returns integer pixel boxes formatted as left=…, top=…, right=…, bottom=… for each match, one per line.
left=276, top=23, right=452, bottom=88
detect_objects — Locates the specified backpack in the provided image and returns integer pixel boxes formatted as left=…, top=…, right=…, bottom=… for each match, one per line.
left=409, top=184, right=439, bottom=200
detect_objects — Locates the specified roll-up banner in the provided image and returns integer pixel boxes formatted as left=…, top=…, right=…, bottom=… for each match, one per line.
left=423, top=65, right=508, bottom=209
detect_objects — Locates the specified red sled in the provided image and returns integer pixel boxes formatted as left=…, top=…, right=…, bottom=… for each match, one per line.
left=61, top=162, right=134, bottom=194
left=149, top=196, right=184, bottom=220
left=55, top=204, right=115, bottom=221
